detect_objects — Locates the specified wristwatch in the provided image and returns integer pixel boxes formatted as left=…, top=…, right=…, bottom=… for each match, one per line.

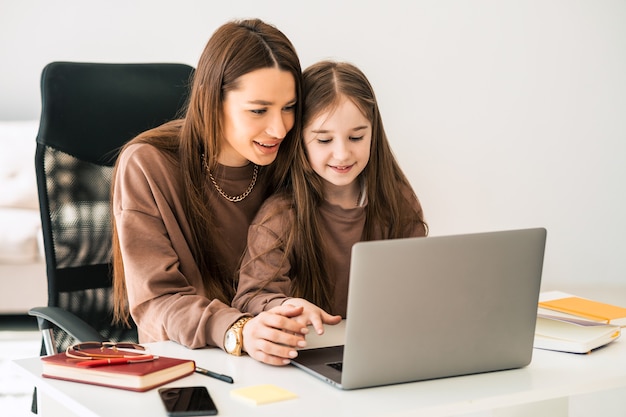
left=224, top=317, right=252, bottom=356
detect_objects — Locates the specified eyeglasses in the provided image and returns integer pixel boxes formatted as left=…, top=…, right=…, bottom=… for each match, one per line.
left=65, top=341, right=153, bottom=361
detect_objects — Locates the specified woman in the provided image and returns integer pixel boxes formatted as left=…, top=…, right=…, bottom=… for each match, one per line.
left=112, top=19, right=308, bottom=366
left=233, top=61, right=428, bottom=335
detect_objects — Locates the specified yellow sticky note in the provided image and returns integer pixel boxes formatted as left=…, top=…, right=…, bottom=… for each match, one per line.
left=230, top=384, right=298, bottom=405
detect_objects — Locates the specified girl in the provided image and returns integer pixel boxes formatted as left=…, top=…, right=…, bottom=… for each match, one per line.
left=112, top=19, right=309, bottom=366
left=233, top=61, right=428, bottom=336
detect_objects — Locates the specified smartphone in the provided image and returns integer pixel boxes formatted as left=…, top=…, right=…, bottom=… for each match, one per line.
left=158, top=386, right=218, bottom=416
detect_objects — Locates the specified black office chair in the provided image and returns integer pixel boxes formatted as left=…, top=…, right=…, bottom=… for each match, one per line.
left=29, top=62, right=194, bottom=358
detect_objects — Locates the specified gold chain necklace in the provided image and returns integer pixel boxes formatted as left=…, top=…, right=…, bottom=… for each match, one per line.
left=202, top=155, right=258, bottom=203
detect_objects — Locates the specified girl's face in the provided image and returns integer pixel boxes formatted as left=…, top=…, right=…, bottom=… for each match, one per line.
left=220, top=67, right=297, bottom=167
left=304, top=96, right=372, bottom=201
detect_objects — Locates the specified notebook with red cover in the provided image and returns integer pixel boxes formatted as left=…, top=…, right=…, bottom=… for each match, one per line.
left=41, top=349, right=195, bottom=392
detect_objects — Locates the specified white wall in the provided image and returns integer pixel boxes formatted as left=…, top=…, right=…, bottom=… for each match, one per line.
left=2, top=0, right=625, bottom=288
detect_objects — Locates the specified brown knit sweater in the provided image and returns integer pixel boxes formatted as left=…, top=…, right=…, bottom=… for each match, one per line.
left=113, top=143, right=268, bottom=349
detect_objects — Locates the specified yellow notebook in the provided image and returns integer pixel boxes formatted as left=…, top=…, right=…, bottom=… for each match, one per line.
left=539, top=296, right=626, bottom=325
left=230, top=384, right=297, bottom=405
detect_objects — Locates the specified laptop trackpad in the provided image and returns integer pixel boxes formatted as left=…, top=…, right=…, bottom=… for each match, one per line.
left=292, top=345, right=344, bottom=383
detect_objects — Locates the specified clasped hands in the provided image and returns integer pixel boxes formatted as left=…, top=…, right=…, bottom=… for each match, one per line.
left=242, top=298, right=341, bottom=366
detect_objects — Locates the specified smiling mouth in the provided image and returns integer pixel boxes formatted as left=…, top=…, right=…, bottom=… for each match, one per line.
left=254, top=141, right=278, bottom=149
left=254, top=140, right=281, bottom=155
left=254, top=140, right=280, bottom=149
left=330, top=164, right=354, bottom=172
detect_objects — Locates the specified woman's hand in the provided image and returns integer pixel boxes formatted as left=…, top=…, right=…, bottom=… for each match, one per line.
left=242, top=304, right=310, bottom=366
left=282, top=298, right=342, bottom=335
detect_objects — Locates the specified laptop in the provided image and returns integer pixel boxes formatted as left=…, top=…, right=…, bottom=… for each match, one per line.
left=291, top=228, right=547, bottom=390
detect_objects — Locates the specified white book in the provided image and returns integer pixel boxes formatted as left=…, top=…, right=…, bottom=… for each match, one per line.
left=534, top=314, right=621, bottom=354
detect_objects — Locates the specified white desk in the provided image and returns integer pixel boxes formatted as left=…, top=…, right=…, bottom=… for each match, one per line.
left=12, top=319, right=626, bottom=417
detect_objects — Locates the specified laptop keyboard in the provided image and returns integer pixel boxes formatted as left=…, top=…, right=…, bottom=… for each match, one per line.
left=326, top=361, right=343, bottom=372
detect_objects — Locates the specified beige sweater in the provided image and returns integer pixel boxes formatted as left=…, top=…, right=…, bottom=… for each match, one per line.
left=113, top=143, right=268, bottom=349
left=233, top=190, right=426, bottom=318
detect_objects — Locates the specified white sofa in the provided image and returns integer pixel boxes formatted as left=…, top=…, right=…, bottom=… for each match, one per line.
left=0, top=120, right=47, bottom=314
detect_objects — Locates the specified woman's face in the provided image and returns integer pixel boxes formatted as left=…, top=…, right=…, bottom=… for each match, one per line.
left=220, top=67, right=296, bottom=167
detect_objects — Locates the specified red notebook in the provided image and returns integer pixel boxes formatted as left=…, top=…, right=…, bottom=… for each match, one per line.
left=41, top=350, right=195, bottom=392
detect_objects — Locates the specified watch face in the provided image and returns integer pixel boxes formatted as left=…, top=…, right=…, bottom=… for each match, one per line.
left=225, top=329, right=237, bottom=352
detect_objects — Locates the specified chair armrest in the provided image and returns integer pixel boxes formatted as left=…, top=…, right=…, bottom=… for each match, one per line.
left=29, top=306, right=106, bottom=343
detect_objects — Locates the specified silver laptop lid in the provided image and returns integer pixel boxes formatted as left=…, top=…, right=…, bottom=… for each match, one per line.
left=340, top=228, right=546, bottom=389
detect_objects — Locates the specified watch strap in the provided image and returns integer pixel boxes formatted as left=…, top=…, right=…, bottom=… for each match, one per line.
left=227, top=316, right=252, bottom=356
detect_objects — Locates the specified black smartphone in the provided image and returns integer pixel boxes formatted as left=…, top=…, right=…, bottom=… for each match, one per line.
left=158, top=386, right=218, bottom=416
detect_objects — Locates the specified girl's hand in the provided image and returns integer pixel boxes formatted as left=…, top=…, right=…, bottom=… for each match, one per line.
left=241, top=304, right=310, bottom=366
left=283, top=298, right=342, bottom=335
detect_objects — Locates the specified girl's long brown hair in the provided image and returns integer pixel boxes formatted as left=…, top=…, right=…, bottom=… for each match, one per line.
left=256, top=61, right=427, bottom=312
left=112, top=19, right=303, bottom=326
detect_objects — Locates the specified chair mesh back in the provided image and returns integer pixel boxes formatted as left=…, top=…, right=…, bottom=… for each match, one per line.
left=45, top=148, right=112, bottom=269
left=41, top=147, right=133, bottom=351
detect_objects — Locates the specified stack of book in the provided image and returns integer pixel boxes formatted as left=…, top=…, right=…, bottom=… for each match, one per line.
left=534, top=291, right=625, bottom=354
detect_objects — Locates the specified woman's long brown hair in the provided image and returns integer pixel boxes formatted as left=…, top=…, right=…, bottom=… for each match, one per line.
left=112, top=19, right=303, bottom=326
